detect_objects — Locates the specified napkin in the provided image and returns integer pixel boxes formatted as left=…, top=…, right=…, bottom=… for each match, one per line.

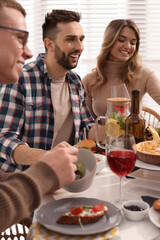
left=27, top=222, right=120, bottom=240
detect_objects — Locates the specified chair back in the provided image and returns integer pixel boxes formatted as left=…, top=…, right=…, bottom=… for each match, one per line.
left=142, top=106, right=160, bottom=128
left=0, top=223, right=29, bottom=240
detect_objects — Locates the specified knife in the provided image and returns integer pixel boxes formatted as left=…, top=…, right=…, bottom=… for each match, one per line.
left=141, top=196, right=158, bottom=207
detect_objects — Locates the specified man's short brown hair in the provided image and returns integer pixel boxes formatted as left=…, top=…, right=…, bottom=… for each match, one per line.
left=42, top=9, right=81, bottom=41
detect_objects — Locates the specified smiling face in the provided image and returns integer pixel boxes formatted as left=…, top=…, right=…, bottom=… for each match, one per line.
left=0, top=7, right=33, bottom=84
left=109, top=26, right=137, bottom=62
left=46, top=21, right=85, bottom=73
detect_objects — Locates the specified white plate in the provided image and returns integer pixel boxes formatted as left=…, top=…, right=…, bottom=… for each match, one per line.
left=135, top=159, right=160, bottom=171
left=36, top=197, right=122, bottom=235
left=149, top=206, right=160, bottom=228
left=94, top=154, right=106, bottom=174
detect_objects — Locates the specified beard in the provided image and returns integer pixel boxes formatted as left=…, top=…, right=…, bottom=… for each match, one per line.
left=54, top=44, right=80, bottom=70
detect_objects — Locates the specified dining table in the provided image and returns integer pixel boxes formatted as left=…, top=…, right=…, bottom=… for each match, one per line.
left=27, top=159, right=160, bottom=240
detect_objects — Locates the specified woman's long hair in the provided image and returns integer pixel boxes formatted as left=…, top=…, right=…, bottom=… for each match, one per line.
left=91, top=19, right=142, bottom=91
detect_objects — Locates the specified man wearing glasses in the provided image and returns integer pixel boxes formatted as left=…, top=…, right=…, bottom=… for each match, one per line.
left=0, top=24, right=28, bottom=46
left=0, top=0, right=78, bottom=232
left=0, top=3, right=30, bottom=83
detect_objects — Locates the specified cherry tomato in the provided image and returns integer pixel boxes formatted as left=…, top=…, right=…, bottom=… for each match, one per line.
left=70, top=206, right=83, bottom=215
left=91, top=146, right=97, bottom=153
left=100, top=151, right=105, bottom=155
left=92, top=203, right=104, bottom=212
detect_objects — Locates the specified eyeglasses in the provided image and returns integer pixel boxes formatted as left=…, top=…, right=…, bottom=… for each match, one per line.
left=0, top=25, right=29, bottom=48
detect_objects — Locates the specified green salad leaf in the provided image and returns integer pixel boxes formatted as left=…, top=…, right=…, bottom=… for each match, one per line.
left=78, top=216, right=85, bottom=231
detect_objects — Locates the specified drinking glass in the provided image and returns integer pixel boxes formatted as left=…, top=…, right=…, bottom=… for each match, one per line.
left=106, top=134, right=137, bottom=205
left=96, top=84, right=130, bottom=150
left=111, top=83, right=130, bottom=99
left=111, top=83, right=130, bottom=115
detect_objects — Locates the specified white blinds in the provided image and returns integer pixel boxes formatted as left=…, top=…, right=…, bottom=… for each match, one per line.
left=18, top=0, right=160, bottom=78
left=18, top=0, right=126, bottom=77
left=18, top=0, right=160, bottom=112
left=126, top=0, right=160, bottom=77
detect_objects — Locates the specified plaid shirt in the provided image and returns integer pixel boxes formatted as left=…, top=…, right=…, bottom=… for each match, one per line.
left=0, top=53, right=95, bottom=172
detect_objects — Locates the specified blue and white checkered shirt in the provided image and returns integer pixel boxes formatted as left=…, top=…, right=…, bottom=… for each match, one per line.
left=0, top=53, right=95, bottom=172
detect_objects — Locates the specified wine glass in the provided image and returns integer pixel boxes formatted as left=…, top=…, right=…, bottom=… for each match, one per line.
left=111, top=83, right=130, bottom=99
left=106, top=134, right=137, bottom=205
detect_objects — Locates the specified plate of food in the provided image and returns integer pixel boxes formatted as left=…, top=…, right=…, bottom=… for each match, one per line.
left=36, top=197, right=122, bottom=235
left=148, top=199, right=160, bottom=228
left=76, top=139, right=105, bottom=155
left=136, top=140, right=160, bottom=165
left=76, top=139, right=106, bottom=174
left=94, top=153, right=106, bottom=174
left=136, top=126, right=160, bottom=167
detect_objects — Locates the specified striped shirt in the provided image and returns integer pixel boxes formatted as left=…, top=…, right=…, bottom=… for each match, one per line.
left=0, top=53, right=95, bottom=172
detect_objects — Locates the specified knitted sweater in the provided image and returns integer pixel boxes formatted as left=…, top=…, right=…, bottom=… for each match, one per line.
left=0, top=162, right=59, bottom=232
left=82, top=60, right=160, bottom=119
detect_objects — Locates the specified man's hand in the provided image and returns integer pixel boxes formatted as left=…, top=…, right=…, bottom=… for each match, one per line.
left=40, top=141, right=78, bottom=188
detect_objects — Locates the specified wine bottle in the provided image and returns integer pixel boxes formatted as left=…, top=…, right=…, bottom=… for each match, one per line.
left=125, top=90, right=145, bottom=143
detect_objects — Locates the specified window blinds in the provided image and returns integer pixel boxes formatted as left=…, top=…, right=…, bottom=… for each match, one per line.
left=18, top=0, right=160, bottom=112
left=18, top=0, right=160, bottom=78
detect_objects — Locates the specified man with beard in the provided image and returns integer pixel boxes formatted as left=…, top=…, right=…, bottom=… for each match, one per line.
left=0, top=9, right=103, bottom=172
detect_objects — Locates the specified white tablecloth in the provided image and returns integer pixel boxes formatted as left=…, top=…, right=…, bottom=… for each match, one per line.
left=31, top=167, right=160, bottom=240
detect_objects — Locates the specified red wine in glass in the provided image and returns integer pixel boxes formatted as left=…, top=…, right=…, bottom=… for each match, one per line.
left=106, top=134, right=137, bottom=204
left=107, top=150, right=136, bottom=178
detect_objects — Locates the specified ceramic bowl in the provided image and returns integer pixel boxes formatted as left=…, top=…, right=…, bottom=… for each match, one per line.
left=122, top=200, right=150, bottom=221
left=63, top=148, right=97, bottom=193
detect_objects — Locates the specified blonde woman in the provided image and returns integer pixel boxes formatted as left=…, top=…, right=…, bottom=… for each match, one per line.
left=82, top=19, right=160, bottom=120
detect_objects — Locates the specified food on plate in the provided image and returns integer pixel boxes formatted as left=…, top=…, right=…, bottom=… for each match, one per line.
left=76, top=139, right=97, bottom=152
left=76, top=139, right=105, bottom=155
left=96, top=157, right=101, bottom=162
left=136, top=140, right=160, bottom=155
left=153, top=199, right=160, bottom=211
left=56, top=203, right=108, bottom=225
left=75, top=162, right=86, bottom=179
left=136, top=140, right=160, bottom=165
left=148, top=126, right=160, bottom=142
left=95, top=153, right=106, bottom=174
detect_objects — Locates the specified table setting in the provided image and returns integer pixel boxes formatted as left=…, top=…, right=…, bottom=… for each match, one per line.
left=27, top=156, right=160, bottom=240
left=27, top=84, right=160, bottom=240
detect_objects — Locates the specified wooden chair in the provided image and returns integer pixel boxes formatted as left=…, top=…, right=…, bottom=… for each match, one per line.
left=142, top=106, right=160, bottom=128
left=0, top=218, right=32, bottom=240
left=0, top=224, right=29, bottom=240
